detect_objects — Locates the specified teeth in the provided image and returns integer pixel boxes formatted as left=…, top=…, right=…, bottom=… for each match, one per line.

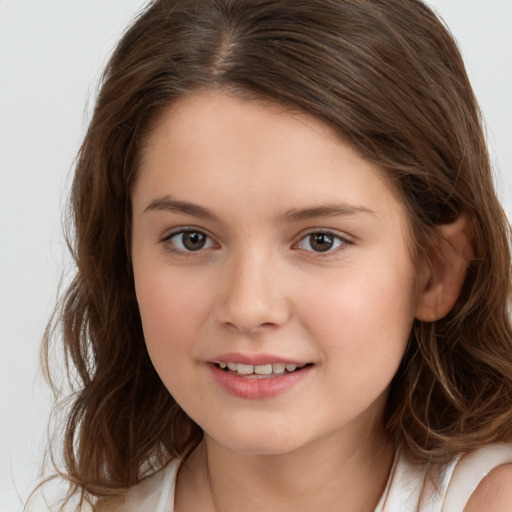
left=254, top=364, right=273, bottom=375
left=217, top=361, right=305, bottom=375
left=272, top=363, right=286, bottom=374
left=237, top=363, right=254, bottom=375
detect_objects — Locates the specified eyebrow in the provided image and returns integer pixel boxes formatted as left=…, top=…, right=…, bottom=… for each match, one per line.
left=279, top=204, right=376, bottom=223
left=144, top=196, right=375, bottom=222
left=144, top=196, right=219, bottom=221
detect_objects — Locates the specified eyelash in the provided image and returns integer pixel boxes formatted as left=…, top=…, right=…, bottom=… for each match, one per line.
left=160, top=229, right=350, bottom=255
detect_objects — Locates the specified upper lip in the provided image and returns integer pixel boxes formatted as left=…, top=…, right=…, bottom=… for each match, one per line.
left=210, top=352, right=310, bottom=366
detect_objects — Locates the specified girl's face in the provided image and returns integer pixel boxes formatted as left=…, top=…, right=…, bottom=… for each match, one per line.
left=131, top=90, right=418, bottom=455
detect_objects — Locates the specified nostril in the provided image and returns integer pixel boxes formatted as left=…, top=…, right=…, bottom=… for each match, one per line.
left=221, top=319, right=280, bottom=334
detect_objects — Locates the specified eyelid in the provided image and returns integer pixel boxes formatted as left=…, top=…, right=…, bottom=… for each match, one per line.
left=160, top=225, right=210, bottom=241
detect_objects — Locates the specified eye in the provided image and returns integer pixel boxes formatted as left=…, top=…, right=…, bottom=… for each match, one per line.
left=165, top=230, right=215, bottom=252
left=296, top=231, right=347, bottom=253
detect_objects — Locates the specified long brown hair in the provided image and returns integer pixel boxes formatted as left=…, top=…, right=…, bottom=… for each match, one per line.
left=42, top=0, right=512, bottom=505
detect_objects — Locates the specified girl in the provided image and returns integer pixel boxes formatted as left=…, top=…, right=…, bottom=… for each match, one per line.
left=40, top=0, right=512, bottom=511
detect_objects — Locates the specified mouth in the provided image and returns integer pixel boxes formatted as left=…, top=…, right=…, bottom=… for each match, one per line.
left=213, top=361, right=313, bottom=378
left=209, top=357, right=314, bottom=398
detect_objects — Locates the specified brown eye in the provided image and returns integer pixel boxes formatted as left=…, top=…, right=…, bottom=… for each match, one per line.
left=169, top=230, right=213, bottom=251
left=182, top=232, right=206, bottom=250
left=297, top=232, right=345, bottom=253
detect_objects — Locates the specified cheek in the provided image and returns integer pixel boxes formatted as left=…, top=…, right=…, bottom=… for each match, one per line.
left=134, top=267, right=212, bottom=362
left=133, top=269, right=215, bottom=406
left=299, top=262, right=415, bottom=365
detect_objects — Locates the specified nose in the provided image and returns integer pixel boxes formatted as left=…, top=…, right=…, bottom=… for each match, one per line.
left=215, top=249, right=290, bottom=333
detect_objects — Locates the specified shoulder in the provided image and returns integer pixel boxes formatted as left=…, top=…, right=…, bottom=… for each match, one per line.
left=464, top=463, right=512, bottom=512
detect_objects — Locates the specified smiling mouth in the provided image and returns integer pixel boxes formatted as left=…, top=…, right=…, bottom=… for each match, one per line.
left=214, top=362, right=313, bottom=378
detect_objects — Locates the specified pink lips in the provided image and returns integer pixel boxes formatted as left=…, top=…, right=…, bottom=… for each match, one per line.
left=208, top=352, right=313, bottom=399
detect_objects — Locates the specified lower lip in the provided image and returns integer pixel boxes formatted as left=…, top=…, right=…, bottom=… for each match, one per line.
left=208, top=364, right=313, bottom=399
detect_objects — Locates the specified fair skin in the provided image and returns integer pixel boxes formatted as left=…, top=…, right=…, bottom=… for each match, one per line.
left=128, top=90, right=509, bottom=512
left=465, top=464, right=512, bottom=512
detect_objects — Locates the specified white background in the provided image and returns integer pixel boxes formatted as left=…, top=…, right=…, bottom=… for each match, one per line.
left=1, top=1, right=511, bottom=510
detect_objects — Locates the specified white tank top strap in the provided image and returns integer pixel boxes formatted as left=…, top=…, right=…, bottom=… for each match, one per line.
left=376, top=442, right=512, bottom=512
left=157, top=459, right=180, bottom=512
left=441, top=442, right=512, bottom=512
left=375, top=447, right=459, bottom=512
left=123, top=458, right=180, bottom=512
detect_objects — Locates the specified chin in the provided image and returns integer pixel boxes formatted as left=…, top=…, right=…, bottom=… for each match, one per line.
left=205, top=418, right=310, bottom=456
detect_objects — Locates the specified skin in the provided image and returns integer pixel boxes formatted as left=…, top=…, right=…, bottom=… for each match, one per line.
left=129, top=89, right=485, bottom=511
left=465, top=464, right=512, bottom=511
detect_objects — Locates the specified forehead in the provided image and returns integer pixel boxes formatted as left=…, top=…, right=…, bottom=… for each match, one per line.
left=141, top=89, right=345, bottom=168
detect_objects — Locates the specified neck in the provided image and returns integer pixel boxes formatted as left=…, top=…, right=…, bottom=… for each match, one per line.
left=176, top=424, right=394, bottom=512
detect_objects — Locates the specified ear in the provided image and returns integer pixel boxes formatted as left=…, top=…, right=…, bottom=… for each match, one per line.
left=415, top=215, right=474, bottom=322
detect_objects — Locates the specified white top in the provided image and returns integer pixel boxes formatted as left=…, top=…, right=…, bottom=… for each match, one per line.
left=117, top=443, right=512, bottom=512
left=375, top=443, right=512, bottom=511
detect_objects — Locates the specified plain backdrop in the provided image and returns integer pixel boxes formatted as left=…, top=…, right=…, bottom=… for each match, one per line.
left=1, top=1, right=511, bottom=510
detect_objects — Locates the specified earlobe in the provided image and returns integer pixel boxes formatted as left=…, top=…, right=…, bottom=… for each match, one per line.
left=415, top=215, right=474, bottom=322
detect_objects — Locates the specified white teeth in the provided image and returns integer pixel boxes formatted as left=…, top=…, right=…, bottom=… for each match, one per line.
left=254, top=364, right=273, bottom=375
left=218, top=361, right=305, bottom=375
left=237, top=363, right=254, bottom=375
left=272, top=363, right=286, bottom=374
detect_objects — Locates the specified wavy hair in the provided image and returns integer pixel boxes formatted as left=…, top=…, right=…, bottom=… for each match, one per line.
left=41, top=0, right=512, bottom=506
